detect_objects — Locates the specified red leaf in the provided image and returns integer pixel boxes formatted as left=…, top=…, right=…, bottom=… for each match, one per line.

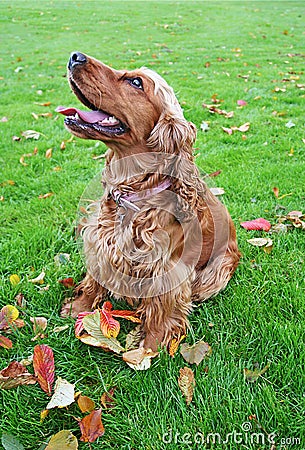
left=75, top=311, right=95, bottom=337
left=100, top=308, right=120, bottom=338
left=111, top=310, right=141, bottom=323
left=240, top=218, right=271, bottom=231
left=237, top=99, right=247, bottom=106
left=58, top=277, right=75, bottom=288
left=33, top=344, right=55, bottom=395
left=79, top=408, right=105, bottom=443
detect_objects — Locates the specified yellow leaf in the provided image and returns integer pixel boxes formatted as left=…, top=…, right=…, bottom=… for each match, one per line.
left=1, top=305, right=19, bottom=322
left=9, top=274, right=20, bottom=286
left=45, top=430, right=78, bottom=449
left=28, top=271, right=45, bottom=284
left=46, top=377, right=75, bottom=409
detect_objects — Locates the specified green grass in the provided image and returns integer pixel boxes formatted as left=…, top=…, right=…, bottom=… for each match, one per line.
left=1, top=1, right=305, bottom=449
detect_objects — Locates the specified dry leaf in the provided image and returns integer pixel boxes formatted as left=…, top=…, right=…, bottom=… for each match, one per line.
left=46, top=377, right=75, bottom=409
left=21, top=130, right=42, bottom=140
left=237, top=99, right=247, bottom=106
left=58, top=277, right=75, bottom=288
left=169, top=334, right=186, bottom=357
left=45, top=148, right=52, bottom=158
left=0, top=305, right=19, bottom=330
left=123, top=347, right=158, bottom=370
left=77, top=395, right=95, bottom=413
left=0, top=361, right=36, bottom=389
left=210, top=187, right=225, bottom=196
left=240, top=218, right=271, bottom=231
left=33, top=344, right=55, bottom=395
left=38, top=192, right=53, bottom=199
left=244, top=364, right=270, bottom=383
left=273, top=187, right=279, bottom=198
left=79, top=408, right=105, bottom=443
left=247, top=237, right=273, bottom=247
left=101, top=387, right=116, bottom=410
left=30, top=316, right=48, bottom=340
left=45, top=430, right=78, bottom=450
left=54, top=253, right=70, bottom=266
left=203, top=103, right=234, bottom=118
left=60, top=141, right=66, bottom=150
left=28, top=271, right=45, bottom=284
left=180, top=341, right=212, bottom=365
left=53, top=324, right=69, bottom=333
left=0, top=335, right=13, bottom=349
left=125, top=325, right=142, bottom=351
left=178, top=367, right=195, bottom=405
left=222, top=126, right=233, bottom=135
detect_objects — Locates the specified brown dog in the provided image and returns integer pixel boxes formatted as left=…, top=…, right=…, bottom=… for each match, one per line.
left=58, top=52, right=240, bottom=351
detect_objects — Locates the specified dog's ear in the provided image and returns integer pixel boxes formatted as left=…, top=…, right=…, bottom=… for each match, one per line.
left=147, top=114, right=197, bottom=156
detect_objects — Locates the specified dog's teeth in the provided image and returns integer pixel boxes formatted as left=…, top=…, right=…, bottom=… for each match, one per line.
left=75, top=112, right=79, bottom=120
left=100, top=116, right=119, bottom=125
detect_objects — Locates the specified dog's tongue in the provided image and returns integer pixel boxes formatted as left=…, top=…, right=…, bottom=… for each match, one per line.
left=56, top=106, right=109, bottom=124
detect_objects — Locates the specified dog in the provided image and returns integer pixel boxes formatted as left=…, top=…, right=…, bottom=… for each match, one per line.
left=58, top=52, right=240, bottom=351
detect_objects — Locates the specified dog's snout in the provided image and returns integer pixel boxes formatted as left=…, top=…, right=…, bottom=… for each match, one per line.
left=68, top=51, right=87, bottom=70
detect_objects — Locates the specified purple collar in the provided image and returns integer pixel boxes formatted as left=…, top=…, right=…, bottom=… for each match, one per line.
left=110, top=178, right=171, bottom=212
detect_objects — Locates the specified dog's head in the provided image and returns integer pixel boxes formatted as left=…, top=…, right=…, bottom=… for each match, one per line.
left=57, top=52, right=196, bottom=156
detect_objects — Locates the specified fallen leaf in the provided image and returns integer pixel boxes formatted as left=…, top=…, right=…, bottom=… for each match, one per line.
left=46, top=377, right=75, bottom=409
left=178, top=367, right=195, bottom=405
left=285, top=120, right=295, bottom=129
left=15, top=293, right=26, bottom=308
left=60, top=141, right=66, bottom=150
left=203, top=103, right=234, bottom=118
left=0, top=305, right=19, bottom=331
left=222, top=126, right=233, bottom=135
left=123, top=347, right=158, bottom=370
left=0, top=335, right=13, bottom=349
left=125, top=325, right=142, bottom=351
left=45, top=148, right=52, bottom=158
left=79, top=408, right=105, bottom=443
left=208, top=170, right=222, bottom=177
left=180, top=341, right=212, bottom=365
left=77, top=395, right=95, bottom=413
left=169, top=334, right=186, bottom=357
left=54, top=253, right=70, bottom=266
left=273, top=187, right=279, bottom=198
left=21, top=129, right=42, bottom=140
left=9, top=274, right=20, bottom=286
left=58, top=277, right=75, bottom=288
left=30, top=316, right=48, bottom=340
left=247, top=237, right=273, bottom=247
left=101, top=387, right=116, bottom=410
left=78, top=310, right=125, bottom=353
left=236, top=122, right=250, bottom=132
left=237, top=99, right=247, bottom=106
left=53, top=324, right=69, bottom=333
left=28, top=271, right=45, bottom=284
left=240, top=218, right=271, bottom=231
left=40, top=409, right=49, bottom=423
left=33, top=344, right=55, bottom=395
left=35, top=101, right=51, bottom=107
left=1, top=116, right=8, bottom=122
left=210, top=187, right=225, bottom=196
left=244, top=364, right=270, bottom=382
left=0, top=361, right=36, bottom=389
left=38, top=192, right=53, bottom=199
left=45, top=430, right=78, bottom=450
left=200, top=121, right=209, bottom=132
left=1, top=433, right=25, bottom=450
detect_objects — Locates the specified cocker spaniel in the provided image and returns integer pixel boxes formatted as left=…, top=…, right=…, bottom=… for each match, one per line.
left=58, top=52, right=240, bottom=351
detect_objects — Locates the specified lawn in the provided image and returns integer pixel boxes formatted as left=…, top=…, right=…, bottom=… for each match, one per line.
left=0, top=1, right=304, bottom=449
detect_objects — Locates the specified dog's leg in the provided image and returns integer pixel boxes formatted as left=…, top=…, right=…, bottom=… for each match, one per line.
left=137, top=278, right=193, bottom=352
left=192, top=244, right=240, bottom=301
left=61, top=274, right=107, bottom=318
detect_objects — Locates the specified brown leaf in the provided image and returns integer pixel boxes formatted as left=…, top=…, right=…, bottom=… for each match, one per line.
left=100, top=387, right=116, bottom=411
left=21, top=129, right=42, bottom=140
left=178, top=367, right=195, bottom=405
left=33, top=344, right=55, bottom=395
left=273, top=187, right=279, bottom=198
left=77, top=395, right=95, bottom=413
left=123, top=347, right=159, bottom=370
left=180, top=341, right=212, bottom=365
left=79, top=408, right=105, bottom=443
left=0, top=361, right=36, bottom=389
left=244, top=364, right=270, bottom=383
left=30, top=316, right=48, bottom=340
left=0, top=335, right=13, bottom=349
left=45, top=148, right=52, bottom=158
left=38, top=193, right=53, bottom=199
left=169, top=334, right=186, bottom=357
left=60, top=141, right=66, bottom=150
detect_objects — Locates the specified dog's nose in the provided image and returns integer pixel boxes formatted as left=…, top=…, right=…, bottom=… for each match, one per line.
left=68, top=51, right=87, bottom=70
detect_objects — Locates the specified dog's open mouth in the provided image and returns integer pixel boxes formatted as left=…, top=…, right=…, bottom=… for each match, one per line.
left=56, top=82, right=126, bottom=137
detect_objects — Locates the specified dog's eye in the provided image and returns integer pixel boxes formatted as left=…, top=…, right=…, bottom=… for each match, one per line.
left=127, top=77, right=144, bottom=90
